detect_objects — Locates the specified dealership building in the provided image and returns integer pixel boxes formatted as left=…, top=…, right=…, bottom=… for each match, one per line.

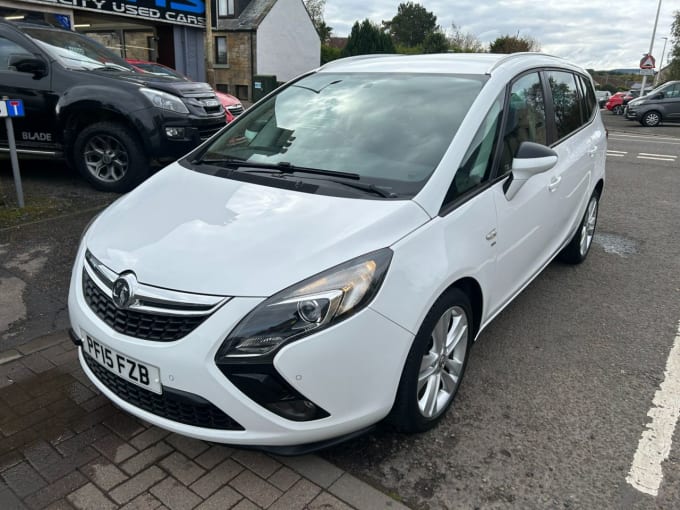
left=0, top=0, right=319, bottom=101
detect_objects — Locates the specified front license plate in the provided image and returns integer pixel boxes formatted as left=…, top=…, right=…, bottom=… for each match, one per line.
left=83, top=333, right=162, bottom=395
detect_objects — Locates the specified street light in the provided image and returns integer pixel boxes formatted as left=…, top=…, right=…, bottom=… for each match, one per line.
left=654, top=36, right=668, bottom=86
left=640, top=0, right=663, bottom=96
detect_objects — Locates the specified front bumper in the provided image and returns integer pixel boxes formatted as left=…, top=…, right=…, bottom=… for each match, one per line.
left=67, top=247, right=414, bottom=447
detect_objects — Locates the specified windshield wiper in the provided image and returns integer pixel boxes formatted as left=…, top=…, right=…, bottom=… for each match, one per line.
left=323, top=179, right=397, bottom=198
left=196, top=158, right=361, bottom=180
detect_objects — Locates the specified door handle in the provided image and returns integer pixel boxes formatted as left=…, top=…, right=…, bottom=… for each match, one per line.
left=548, top=176, right=562, bottom=192
left=587, top=146, right=598, bottom=157
left=485, top=229, right=497, bottom=241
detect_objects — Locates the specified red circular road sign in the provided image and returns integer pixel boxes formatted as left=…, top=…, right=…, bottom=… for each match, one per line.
left=640, top=54, right=656, bottom=69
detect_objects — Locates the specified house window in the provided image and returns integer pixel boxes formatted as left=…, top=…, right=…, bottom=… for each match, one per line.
left=215, top=36, right=227, bottom=65
left=217, top=0, right=235, bottom=17
left=216, top=84, right=229, bottom=94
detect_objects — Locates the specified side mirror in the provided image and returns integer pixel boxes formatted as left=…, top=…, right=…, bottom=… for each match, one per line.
left=8, top=54, right=47, bottom=78
left=505, top=141, right=558, bottom=200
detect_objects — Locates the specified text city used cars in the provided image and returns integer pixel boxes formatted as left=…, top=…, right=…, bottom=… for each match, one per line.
left=69, top=53, right=606, bottom=451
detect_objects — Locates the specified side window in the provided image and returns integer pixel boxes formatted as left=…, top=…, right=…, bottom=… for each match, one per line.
left=578, top=74, right=596, bottom=122
left=443, top=94, right=504, bottom=206
left=547, top=71, right=582, bottom=140
left=666, top=84, right=680, bottom=98
left=499, top=72, right=546, bottom=174
left=0, top=36, right=31, bottom=72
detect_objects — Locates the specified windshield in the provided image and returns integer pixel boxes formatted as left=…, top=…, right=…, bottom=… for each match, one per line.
left=133, top=62, right=186, bottom=80
left=193, top=72, right=486, bottom=198
left=24, top=27, right=133, bottom=72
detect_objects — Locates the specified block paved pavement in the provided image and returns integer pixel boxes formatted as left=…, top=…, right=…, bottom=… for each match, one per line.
left=0, top=331, right=410, bottom=510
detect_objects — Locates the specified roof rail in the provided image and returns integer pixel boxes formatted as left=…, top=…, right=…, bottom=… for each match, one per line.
left=320, top=53, right=403, bottom=70
left=486, top=52, right=565, bottom=73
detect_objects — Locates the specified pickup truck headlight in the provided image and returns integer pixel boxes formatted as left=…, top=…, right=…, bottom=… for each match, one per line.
left=139, top=87, right=189, bottom=114
left=216, top=248, right=393, bottom=360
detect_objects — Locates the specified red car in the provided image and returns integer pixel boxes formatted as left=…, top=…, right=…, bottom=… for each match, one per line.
left=126, top=59, right=244, bottom=123
left=605, top=92, right=627, bottom=115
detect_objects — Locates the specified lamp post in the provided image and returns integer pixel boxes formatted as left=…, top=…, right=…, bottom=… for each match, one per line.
left=640, top=0, right=663, bottom=96
left=654, top=36, right=668, bottom=86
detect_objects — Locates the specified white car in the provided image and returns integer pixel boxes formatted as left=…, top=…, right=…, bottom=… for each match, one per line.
left=68, top=53, right=606, bottom=452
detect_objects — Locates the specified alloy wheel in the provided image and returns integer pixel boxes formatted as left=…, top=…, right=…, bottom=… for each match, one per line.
left=83, top=135, right=129, bottom=183
left=643, top=112, right=660, bottom=127
left=579, top=197, right=598, bottom=257
left=417, top=306, right=468, bottom=419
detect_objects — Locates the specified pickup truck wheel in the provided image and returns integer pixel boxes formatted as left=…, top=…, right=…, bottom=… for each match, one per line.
left=74, top=122, right=148, bottom=192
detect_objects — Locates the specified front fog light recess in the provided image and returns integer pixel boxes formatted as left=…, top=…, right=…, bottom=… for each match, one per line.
left=165, top=127, right=186, bottom=139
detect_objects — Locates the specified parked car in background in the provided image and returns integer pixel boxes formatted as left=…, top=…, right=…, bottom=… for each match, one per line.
left=126, top=59, right=244, bottom=124
left=605, top=92, right=627, bottom=115
left=69, top=53, right=606, bottom=451
left=625, top=80, right=680, bottom=126
left=623, top=90, right=640, bottom=105
left=0, top=20, right=225, bottom=192
left=595, top=90, right=611, bottom=108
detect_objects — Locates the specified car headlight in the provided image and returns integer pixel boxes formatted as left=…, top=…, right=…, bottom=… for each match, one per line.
left=216, top=248, right=393, bottom=360
left=139, top=87, right=189, bottom=114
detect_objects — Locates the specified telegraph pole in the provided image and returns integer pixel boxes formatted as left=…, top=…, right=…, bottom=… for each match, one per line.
left=654, top=36, right=668, bottom=86
left=205, top=0, right=215, bottom=87
left=640, top=0, right=663, bottom=96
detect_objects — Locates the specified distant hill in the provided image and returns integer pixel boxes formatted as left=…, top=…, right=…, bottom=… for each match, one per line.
left=599, top=68, right=641, bottom=75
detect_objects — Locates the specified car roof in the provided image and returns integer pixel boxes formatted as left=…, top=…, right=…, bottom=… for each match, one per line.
left=318, top=52, right=587, bottom=77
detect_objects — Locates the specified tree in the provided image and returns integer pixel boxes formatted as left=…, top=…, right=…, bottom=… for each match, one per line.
left=384, top=2, right=437, bottom=48
left=304, top=0, right=332, bottom=43
left=342, top=19, right=395, bottom=57
left=448, top=23, right=485, bottom=53
left=489, top=34, right=540, bottom=54
left=422, top=30, right=449, bottom=54
left=668, top=10, right=680, bottom=81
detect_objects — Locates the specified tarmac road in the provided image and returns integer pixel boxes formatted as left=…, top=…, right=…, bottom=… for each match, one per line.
left=323, top=117, right=680, bottom=508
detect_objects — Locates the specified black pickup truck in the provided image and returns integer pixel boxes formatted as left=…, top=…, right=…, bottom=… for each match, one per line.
left=0, top=20, right=226, bottom=192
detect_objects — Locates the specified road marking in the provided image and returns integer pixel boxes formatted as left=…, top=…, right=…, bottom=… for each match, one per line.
left=627, top=319, right=680, bottom=496
left=637, top=156, right=676, bottom=162
left=607, top=150, right=628, bottom=154
left=606, top=153, right=625, bottom=157
left=609, top=133, right=680, bottom=144
left=639, top=153, right=677, bottom=158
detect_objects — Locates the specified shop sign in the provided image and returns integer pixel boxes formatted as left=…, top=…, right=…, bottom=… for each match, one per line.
left=31, top=0, right=206, bottom=27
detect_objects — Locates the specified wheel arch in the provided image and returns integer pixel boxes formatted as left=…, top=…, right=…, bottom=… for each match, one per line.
left=61, top=106, right=150, bottom=162
left=445, top=277, right=483, bottom=340
left=594, top=178, right=604, bottom=198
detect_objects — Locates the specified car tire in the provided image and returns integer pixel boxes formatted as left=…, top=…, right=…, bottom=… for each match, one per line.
left=73, top=121, right=148, bottom=192
left=388, top=288, right=473, bottom=433
left=558, top=191, right=599, bottom=264
left=640, top=111, right=661, bottom=127
left=612, top=105, right=623, bottom=115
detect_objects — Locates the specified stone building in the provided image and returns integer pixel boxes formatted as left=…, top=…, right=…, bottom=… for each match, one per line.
left=211, top=0, right=320, bottom=101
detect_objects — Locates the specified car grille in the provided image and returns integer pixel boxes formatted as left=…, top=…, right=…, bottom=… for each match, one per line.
left=226, top=105, right=244, bottom=116
left=84, top=352, right=244, bottom=430
left=199, top=125, right=223, bottom=141
left=82, top=271, right=207, bottom=341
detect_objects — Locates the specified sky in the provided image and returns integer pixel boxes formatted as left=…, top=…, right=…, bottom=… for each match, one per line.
left=323, top=0, right=678, bottom=70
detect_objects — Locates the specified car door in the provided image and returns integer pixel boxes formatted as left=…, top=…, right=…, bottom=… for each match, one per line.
left=663, top=83, right=680, bottom=120
left=542, top=71, right=602, bottom=248
left=487, top=70, right=562, bottom=316
left=0, top=28, right=57, bottom=154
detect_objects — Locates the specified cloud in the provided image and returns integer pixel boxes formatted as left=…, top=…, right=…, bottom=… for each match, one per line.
left=324, top=0, right=678, bottom=69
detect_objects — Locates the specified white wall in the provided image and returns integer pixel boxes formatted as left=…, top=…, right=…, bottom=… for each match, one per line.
left=256, top=0, right=320, bottom=82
